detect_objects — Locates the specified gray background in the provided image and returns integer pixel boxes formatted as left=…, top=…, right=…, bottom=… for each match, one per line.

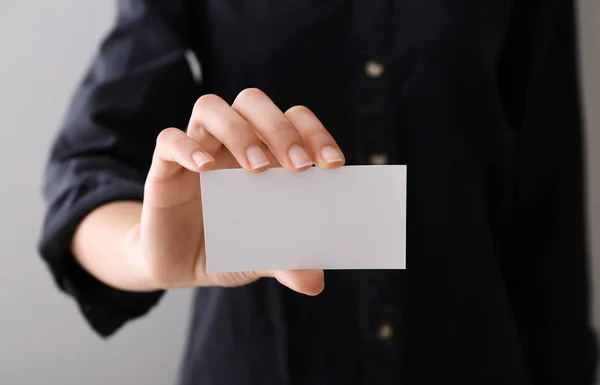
left=0, top=1, right=598, bottom=384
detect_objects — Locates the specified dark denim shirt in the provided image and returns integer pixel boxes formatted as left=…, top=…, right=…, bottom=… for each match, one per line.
left=39, top=1, right=597, bottom=384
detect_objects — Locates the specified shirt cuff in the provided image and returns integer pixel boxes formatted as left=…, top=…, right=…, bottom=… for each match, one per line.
left=39, top=180, right=164, bottom=337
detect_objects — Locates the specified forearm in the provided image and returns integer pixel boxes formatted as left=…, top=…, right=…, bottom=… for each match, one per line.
left=71, top=201, right=155, bottom=292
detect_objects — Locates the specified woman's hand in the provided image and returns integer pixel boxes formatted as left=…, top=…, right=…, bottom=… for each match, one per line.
left=137, top=88, right=345, bottom=294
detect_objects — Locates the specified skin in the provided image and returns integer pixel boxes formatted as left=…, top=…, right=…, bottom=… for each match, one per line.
left=71, top=88, right=345, bottom=295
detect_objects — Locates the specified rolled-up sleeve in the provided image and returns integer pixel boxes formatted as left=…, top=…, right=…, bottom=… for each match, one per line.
left=38, top=0, right=202, bottom=337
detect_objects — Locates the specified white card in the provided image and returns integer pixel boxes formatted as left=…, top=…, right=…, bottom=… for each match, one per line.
left=200, top=165, right=406, bottom=272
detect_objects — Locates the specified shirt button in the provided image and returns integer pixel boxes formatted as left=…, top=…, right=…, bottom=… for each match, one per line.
left=365, top=60, right=384, bottom=78
left=369, top=153, right=388, bottom=165
left=377, top=321, right=394, bottom=340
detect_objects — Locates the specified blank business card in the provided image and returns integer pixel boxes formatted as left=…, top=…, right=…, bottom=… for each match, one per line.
left=200, top=165, right=406, bottom=273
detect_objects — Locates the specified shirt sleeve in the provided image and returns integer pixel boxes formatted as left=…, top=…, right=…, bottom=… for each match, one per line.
left=38, top=0, right=203, bottom=337
left=497, top=1, right=598, bottom=383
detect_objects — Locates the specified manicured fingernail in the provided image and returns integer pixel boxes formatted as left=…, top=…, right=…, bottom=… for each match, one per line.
left=192, top=151, right=212, bottom=168
left=320, top=145, right=344, bottom=164
left=246, top=145, right=271, bottom=169
left=288, top=144, right=313, bottom=169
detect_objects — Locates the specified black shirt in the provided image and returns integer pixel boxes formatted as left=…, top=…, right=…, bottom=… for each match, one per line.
left=39, top=1, right=598, bottom=384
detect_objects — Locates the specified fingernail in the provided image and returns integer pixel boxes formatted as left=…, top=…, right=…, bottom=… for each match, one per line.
left=246, top=145, right=271, bottom=169
left=288, top=144, right=313, bottom=169
left=192, top=151, right=212, bottom=168
left=320, top=145, right=344, bottom=164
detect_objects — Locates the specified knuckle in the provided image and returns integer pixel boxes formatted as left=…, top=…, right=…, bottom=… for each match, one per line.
left=172, top=135, right=189, bottom=150
left=303, top=128, right=327, bottom=141
left=285, top=105, right=312, bottom=116
left=268, top=121, right=296, bottom=139
left=236, top=87, right=264, bottom=102
left=193, top=94, right=222, bottom=112
left=156, top=127, right=181, bottom=146
left=222, top=120, right=245, bottom=136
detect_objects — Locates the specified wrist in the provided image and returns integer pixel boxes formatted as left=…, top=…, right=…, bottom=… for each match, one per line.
left=123, top=223, right=160, bottom=292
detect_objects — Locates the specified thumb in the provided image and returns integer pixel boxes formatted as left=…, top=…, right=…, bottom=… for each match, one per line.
left=208, top=269, right=324, bottom=295
left=273, top=270, right=325, bottom=296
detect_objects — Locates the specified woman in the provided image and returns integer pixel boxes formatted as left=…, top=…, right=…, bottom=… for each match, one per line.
left=39, top=1, right=597, bottom=384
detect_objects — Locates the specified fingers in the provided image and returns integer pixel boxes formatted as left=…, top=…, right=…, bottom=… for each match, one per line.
left=284, top=105, right=345, bottom=168
left=148, top=127, right=215, bottom=183
left=233, top=89, right=313, bottom=172
left=187, top=89, right=346, bottom=173
left=188, top=94, right=272, bottom=172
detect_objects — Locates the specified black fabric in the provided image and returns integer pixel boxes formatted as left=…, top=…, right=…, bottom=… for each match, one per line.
left=38, top=0, right=598, bottom=384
